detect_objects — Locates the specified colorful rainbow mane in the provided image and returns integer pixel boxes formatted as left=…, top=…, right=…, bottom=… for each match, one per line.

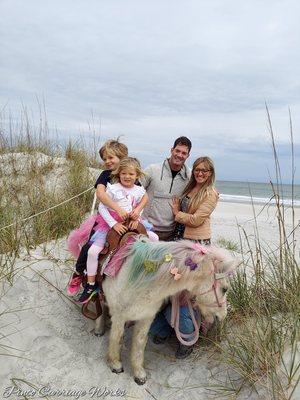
left=110, top=237, right=206, bottom=289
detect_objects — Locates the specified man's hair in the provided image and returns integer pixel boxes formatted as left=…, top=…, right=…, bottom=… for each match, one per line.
left=173, top=136, right=192, bottom=152
left=99, top=139, right=128, bottom=160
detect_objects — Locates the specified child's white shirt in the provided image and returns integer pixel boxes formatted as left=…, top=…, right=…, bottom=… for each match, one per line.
left=98, top=182, right=146, bottom=228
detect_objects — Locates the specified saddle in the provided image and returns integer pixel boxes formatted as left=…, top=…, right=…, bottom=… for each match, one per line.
left=81, top=221, right=147, bottom=320
left=96, top=221, right=147, bottom=282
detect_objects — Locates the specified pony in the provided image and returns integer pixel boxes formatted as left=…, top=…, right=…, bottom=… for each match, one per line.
left=95, top=236, right=238, bottom=385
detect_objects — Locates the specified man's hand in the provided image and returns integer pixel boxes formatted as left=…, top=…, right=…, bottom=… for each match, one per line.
left=128, top=220, right=139, bottom=230
left=116, top=207, right=129, bottom=221
left=113, top=222, right=128, bottom=235
left=171, top=197, right=180, bottom=216
left=130, top=207, right=141, bottom=221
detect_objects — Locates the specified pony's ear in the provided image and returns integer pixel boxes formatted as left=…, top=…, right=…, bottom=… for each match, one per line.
left=209, top=246, right=241, bottom=273
left=189, top=252, right=214, bottom=274
left=190, top=254, right=202, bottom=264
left=218, top=258, right=242, bottom=273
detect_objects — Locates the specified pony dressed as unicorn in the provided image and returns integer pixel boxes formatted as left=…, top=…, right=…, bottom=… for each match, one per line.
left=97, top=235, right=238, bottom=385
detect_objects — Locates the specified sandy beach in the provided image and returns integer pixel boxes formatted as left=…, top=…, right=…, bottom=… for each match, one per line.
left=1, top=197, right=299, bottom=400
left=213, top=201, right=299, bottom=252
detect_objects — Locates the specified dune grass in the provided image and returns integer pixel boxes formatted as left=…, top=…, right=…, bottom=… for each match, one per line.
left=0, top=110, right=101, bottom=283
left=0, top=155, right=95, bottom=255
left=206, top=108, right=299, bottom=399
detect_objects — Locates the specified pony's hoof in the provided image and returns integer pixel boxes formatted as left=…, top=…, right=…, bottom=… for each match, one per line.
left=134, top=376, right=147, bottom=385
left=112, top=367, right=124, bottom=374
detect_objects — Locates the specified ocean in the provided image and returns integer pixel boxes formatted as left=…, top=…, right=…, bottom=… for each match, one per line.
left=216, top=180, right=300, bottom=207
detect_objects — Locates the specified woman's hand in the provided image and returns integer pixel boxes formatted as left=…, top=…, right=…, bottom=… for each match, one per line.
left=113, top=222, right=128, bottom=235
left=171, top=197, right=180, bottom=216
left=128, top=220, right=139, bottom=230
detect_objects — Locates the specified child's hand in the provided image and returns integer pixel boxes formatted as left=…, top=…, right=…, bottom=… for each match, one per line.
left=128, top=220, right=139, bottom=230
left=113, top=222, right=128, bottom=235
left=130, top=208, right=141, bottom=221
left=116, top=207, right=128, bottom=221
left=171, top=197, right=180, bottom=216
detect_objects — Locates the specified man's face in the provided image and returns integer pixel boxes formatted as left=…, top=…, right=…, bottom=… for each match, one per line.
left=169, top=144, right=190, bottom=169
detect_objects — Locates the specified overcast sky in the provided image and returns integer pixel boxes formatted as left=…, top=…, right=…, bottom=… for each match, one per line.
left=0, top=0, right=299, bottom=182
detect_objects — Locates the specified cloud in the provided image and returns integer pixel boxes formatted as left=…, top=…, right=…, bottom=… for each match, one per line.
left=0, top=0, right=299, bottom=182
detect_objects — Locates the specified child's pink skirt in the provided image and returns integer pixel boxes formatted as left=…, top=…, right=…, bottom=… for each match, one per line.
left=67, top=211, right=122, bottom=258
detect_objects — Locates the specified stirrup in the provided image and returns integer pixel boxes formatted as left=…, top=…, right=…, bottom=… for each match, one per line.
left=81, top=291, right=103, bottom=320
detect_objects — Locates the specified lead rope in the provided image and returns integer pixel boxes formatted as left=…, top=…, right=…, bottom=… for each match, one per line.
left=170, top=294, right=200, bottom=346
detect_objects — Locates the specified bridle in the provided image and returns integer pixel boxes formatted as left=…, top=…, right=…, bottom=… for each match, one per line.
left=191, top=243, right=232, bottom=308
left=197, top=267, right=232, bottom=308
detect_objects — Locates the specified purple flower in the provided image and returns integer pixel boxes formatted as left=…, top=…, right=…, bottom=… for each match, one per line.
left=185, top=257, right=198, bottom=271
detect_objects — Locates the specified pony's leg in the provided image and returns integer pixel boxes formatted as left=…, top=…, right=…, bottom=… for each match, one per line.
left=107, top=314, right=125, bottom=374
left=94, top=301, right=108, bottom=337
left=131, top=317, right=153, bottom=385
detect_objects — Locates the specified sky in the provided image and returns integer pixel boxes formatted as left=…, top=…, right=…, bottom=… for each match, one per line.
left=0, top=0, right=299, bottom=183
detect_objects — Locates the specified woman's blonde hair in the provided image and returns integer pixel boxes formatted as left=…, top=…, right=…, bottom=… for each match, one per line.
left=182, top=156, right=215, bottom=213
left=111, top=157, right=145, bottom=183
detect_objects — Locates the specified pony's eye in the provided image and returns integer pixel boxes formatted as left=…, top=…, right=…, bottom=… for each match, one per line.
left=222, top=287, right=228, bottom=294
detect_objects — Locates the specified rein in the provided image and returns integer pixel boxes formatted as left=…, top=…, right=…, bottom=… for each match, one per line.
left=170, top=295, right=200, bottom=346
left=170, top=266, right=232, bottom=345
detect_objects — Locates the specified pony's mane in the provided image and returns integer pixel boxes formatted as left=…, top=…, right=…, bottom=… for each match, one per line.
left=118, top=237, right=207, bottom=290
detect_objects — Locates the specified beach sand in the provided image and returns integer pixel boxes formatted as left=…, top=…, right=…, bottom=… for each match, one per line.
left=213, top=200, right=299, bottom=252
left=1, top=200, right=299, bottom=400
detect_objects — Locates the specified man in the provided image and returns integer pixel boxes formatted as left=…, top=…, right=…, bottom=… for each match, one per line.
left=142, top=136, right=192, bottom=241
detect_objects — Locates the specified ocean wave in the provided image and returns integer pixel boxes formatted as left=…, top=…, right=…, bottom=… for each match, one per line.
left=219, top=194, right=300, bottom=207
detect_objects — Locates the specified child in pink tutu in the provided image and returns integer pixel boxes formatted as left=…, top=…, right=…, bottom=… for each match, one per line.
left=67, top=139, right=129, bottom=296
left=77, top=157, right=158, bottom=304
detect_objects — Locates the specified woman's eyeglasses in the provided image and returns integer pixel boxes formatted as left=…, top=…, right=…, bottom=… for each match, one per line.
left=194, top=168, right=211, bottom=174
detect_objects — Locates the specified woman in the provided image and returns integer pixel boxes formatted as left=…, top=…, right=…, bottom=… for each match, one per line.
left=150, top=157, right=219, bottom=358
left=171, top=156, right=218, bottom=244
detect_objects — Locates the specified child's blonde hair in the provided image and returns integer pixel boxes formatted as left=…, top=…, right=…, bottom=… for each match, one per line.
left=99, top=138, right=128, bottom=161
left=182, top=156, right=215, bottom=213
left=111, top=157, right=145, bottom=183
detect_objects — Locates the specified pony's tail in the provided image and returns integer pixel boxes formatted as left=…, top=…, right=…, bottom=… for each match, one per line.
left=67, top=215, right=98, bottom=258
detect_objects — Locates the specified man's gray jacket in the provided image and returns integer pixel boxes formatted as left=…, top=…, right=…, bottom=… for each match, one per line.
left=142, top=159, right=191, bottom=233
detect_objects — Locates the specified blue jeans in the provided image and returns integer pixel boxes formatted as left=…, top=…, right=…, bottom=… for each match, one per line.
left=150, top=304, right=200, bottom=341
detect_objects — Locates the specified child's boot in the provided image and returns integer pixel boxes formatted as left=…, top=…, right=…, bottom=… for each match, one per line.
left=67, top=272, right=83, bottom=296
left=77, top=282, right=99, bottom=304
